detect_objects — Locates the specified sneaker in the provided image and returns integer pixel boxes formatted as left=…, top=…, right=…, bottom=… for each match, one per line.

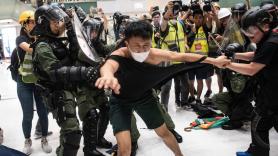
left=23, top=138, right=32, bottom=155
left=183, top=105, right=193, bottom=111
left=41, top=137, right=52, bottom=153
left=0, top=127, right=3, bottom=145
left=188, top=96, right=195, bottom=104
left=195, top=99, right=202, bottom=105
left=204, top=90, right=212, bottom=98
left=106, top=144, right=118, bottom=154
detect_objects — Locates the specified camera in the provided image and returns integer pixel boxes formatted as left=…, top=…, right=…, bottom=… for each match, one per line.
left=152, top=6, right=159, bottom=12
left=181, top=0, right=201, bottom=12
left=182, top=0, right=220, bottom=12
left=113, top=12, right=130, bottom=25
left=203, top=0, right=219, bottom=12
left=168, top=43, right=180, bottom=52
left=172, top=0, right=183, bottom=16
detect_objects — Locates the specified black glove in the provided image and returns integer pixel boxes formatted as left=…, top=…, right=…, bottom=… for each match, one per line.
left=74, top=5, right=86, bottom=23
left=85, top=66, right=101, bottom=84
left=64, top=9, right=73, bottom=31
left=65, top=18, right=73, bottom=31
left=223, top=43, right=244, bottom=59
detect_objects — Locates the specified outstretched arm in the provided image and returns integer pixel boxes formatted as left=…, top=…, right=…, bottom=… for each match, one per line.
left=151, top=48, right=230, bottom=68
left=95, top=59, right=121, bottom=94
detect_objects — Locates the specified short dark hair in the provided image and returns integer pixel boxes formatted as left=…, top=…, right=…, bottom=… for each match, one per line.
left=193, top=9, right=203, bottom=17
left=124, top=20, right=153, bottom=40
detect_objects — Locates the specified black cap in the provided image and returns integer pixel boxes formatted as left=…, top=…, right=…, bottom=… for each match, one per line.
left=151, top=11, right=161, bottom=17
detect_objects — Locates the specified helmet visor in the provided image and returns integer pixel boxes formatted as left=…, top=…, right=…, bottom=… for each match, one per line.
left=45, top=7, right=67, bottom=22
left=85, top=24, right=102, bottom=41
left=241, top=26, right=259, bottom=37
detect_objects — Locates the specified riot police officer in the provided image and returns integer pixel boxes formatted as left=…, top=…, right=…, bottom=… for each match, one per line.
left=31, top=5, right=100, bottom=156
left=75, top=18, right=115, bottom=156
left=225, top=5, right=278, bottom=156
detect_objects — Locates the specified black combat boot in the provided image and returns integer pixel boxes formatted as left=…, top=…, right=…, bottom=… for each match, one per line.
left=83, top=109, right=105, bottom=156
left=97, top=103, right=112, bottom=149
left=222, top=121, right=243, bottom=130
left=62, top=131, right=82, bottom=156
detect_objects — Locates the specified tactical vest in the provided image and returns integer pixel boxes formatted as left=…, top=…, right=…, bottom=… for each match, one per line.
left=190, top=26, right=209, bottom=55
left=33, top=38, right=73, bottom=83
left=19, top=52, right=38, bottom=83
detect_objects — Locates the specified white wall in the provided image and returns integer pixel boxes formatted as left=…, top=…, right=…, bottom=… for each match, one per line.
left=97, top=0, right=147, bottom=14
left=97, top=0, right=190, bottom=14
left=1, top=27, right=17, bottom=57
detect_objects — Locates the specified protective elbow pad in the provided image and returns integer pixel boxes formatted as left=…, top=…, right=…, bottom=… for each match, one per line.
left=49, top=66, right=87, bottom=82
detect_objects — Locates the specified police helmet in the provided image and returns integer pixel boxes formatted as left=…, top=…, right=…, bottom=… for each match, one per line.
left=31, top=5, right=68, bottom=36
left=82, top=18, right=104, bottom=42
left=260, top=0, right=274, bottom=7
left=231, top=3, right=247, bottom=14
left=261, top=4, right=278, bottom=26
left=241, top=6, right=273, bottom=31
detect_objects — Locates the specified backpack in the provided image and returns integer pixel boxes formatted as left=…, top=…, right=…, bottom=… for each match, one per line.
left=7, top=48, right=20, bottom=82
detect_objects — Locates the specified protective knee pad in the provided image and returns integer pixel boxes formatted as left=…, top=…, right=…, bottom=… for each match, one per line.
left=63, top=130, right=82, bottom=156
left=86, top=108, right=99, bottom=122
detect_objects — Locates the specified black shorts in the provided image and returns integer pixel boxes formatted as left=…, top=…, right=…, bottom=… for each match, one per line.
left=188, top=64, right=214, bottom=80
left=109, top=91, right=164, bottom=135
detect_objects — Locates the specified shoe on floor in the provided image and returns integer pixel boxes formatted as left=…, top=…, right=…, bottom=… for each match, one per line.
left=195, top=99, right=202, bottom=105
left=188, top=96, right=195, bottom=104
left=41, top=137, right=52, bottom=153
left=23, top=138, right=32, bottom=155
left=204, top=90, right=212, bottom=98
left=222, top=121, right=243, bottom=130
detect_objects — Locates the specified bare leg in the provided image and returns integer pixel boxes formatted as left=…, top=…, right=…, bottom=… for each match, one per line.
left=205, top=77, right=212, bottom=92
left=217, top=74, right=223, bottom=93
left=196, top=80, right=203, bottom=100
left=115, top=130, right=132, bottom=156
left=189, top=80, right=195, bottom=97
left=154, top=123, right=183, bottom=156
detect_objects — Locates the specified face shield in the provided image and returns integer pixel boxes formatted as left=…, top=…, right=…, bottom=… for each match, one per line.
left=232, top=11, right=245, bottom=23
left=84, top=20, right=104, bottom=42
left=241, top=25, right=260, bottom=38
left=45, top=7, right=68, bottom=36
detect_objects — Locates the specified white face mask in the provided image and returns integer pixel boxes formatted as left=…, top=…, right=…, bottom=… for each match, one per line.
left=128, top=47, right=150, bottom=62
